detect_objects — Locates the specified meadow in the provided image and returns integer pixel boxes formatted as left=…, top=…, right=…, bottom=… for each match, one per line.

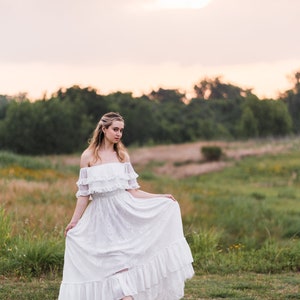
left=1, top=137, right=300, bottom=299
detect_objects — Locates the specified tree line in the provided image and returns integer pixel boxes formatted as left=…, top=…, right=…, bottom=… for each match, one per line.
left=0, top=71, right=299, bottom=155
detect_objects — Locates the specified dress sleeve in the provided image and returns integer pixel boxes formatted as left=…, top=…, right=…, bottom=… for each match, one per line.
left=75, top=168, right=90, bottom=198
left=125, top=162, right=140, bottom=190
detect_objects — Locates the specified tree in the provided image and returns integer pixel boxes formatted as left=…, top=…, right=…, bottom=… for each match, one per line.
left=245, top=97, right=292, bottom=137
left=280, top=70, right=300, bottom=133
left=52, top=85, right=108, bottom=124
left=0, top=98, right=92, bottom=154
left=239, top=106, right=258, bottom=138
left=0, top=95, right=10, bottom=119
left=0, top=101, right=37, bottom=153
left=148, top=88, right=185, bottom=104
left=193, top=76, right=254, bottom=100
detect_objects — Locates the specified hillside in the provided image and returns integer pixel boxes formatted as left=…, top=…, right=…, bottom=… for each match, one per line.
left=130, top=138, right=296, bottom=178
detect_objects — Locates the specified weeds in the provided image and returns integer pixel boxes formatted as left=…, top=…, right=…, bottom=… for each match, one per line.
left=0, top=207, right=64, bottom=277
left=1, top=145, right=300, bottom=286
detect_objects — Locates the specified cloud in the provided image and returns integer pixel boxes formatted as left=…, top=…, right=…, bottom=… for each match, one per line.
left=0, top=0, right=299, bottom=67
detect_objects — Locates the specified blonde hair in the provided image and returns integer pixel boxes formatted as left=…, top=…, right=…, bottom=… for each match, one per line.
left=88, top=112, right=127, bottom=163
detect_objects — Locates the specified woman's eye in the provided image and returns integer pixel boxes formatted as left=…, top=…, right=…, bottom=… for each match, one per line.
left=113, top=128, right=123, bottom=133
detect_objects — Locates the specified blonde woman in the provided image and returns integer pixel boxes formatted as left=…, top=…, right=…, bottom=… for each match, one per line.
left=58, top=112, right=194, bottom=300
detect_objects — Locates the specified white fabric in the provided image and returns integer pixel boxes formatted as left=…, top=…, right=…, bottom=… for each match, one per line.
left=58, top=162, right=194, bottom=300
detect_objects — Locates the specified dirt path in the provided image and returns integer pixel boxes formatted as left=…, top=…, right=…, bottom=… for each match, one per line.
left=130, top=139, right=295, bottom=178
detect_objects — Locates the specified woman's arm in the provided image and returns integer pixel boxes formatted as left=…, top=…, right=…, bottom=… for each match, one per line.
left=64, top=196, right=90, bottom=236
left=124, top=152, right=176, bottom=201
left=127, top=189, right=176, bottom=201
left=65, top=150, right=91, bottom=236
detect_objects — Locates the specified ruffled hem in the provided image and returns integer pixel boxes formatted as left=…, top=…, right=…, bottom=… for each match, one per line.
left=58, top=239, right=194, bottom=300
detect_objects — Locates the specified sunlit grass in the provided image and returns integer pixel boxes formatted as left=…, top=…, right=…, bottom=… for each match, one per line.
left=1, top=138, right=300, bottom=298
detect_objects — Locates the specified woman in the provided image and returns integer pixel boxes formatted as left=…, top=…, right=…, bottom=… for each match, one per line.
left=58, top=112, right=194, bottom=300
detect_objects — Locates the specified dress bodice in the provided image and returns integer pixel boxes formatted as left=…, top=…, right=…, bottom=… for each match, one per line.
left=75, top=162, right=140, bottom=198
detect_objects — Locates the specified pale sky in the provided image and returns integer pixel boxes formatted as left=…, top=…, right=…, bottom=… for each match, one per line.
left=0, top=0, right=299, bottom=99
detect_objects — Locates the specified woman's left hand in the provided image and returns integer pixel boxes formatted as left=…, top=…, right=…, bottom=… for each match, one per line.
left=162, top=194, right=177, bottom=201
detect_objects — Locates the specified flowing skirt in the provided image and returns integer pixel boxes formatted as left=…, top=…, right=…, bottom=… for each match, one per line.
left=58, top=190, right=194, bottom=300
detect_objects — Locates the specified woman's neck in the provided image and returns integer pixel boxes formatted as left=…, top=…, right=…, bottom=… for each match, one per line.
left=99, top=141, right=115, bottom=152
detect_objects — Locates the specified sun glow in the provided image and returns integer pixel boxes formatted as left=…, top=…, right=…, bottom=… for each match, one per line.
left=153, top=0, right=212, bottom=10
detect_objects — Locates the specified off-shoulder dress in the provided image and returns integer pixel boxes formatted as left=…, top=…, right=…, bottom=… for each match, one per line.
left=58, top=162, right=194, bottom=300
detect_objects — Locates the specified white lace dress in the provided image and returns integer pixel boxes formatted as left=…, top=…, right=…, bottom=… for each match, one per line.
left=58, top=162, right=194, bottom=300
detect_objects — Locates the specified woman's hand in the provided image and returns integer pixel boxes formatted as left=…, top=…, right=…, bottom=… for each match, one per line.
left=127, top=189, right=177, bottom=201
left=162, top=194, right=177, bottom=201
left=64, top=221, right=78, bottom=237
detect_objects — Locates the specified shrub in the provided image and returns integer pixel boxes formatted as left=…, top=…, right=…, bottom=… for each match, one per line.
left=201, top=146, right=223, bottom=161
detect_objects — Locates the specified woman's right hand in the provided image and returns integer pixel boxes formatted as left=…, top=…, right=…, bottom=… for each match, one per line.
left=64, top=221, right=78, bottom=237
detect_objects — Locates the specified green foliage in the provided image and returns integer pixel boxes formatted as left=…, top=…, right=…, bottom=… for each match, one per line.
left=201, top=146, right=223, bottom=161
left=243, top=97, right=293, bottom=137
left=4, top=235, right=64, bottom=277
left=239, top=106, right=259, bottom=137
left=0, top=207, right=12, bottom=255
left=0, top=72, right=299, bottom=154
left=0, top=207, right=64, bottom=277
left=0, top=151, right=51, bottom=169
left=2, top=142, right=300, bottom=279
left=0, top=94, right=10, bottom=119
left=193, top=76, right=253, bottom=100
left=280, top=71, right=300, bottom=133
left=186, top=228, right=300, bottom=275
left=186, top=229, right=222, bottom=270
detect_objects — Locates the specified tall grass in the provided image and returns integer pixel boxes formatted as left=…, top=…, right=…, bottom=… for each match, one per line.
left=187, top=228, right=300, bottom=274
left=0, top=207, right=12, bottom=253
left=1, top=143, right=300, bottom=278
left=148, top=148, right=300, bottom=274
left=0, top=151, right=52, bottom=169
left=0, top=207, right=64, bottom=277
left=0, top=151, right=71, bottom=277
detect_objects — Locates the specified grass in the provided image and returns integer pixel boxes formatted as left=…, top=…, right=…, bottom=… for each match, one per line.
left=184, top=273, right=300, bottom=299
left=1, top=137, right=300, bottom=298
left=1, top=273, right=299, bottom=299
left=0, top=276, right=60, bottom=300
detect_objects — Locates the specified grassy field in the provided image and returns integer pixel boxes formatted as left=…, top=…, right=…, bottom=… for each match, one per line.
left=1, top=273, right=300, bottom=300
left=1, top=137, right=300, bottom=299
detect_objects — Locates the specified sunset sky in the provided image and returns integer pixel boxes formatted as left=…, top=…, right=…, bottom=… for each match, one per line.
left=0, top=0, right=299, bottom=100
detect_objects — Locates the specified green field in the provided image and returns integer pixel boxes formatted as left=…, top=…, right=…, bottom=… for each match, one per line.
left=1, top=138, right=300, bottom=299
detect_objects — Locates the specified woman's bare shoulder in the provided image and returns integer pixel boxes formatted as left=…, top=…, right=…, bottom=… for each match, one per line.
left=80, top=148, right=93, bottom=168
left=123, top=151, right=131, bottom=163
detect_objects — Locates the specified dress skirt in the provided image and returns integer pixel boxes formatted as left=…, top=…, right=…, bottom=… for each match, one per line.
left=58, top=162, right=194, bottom=300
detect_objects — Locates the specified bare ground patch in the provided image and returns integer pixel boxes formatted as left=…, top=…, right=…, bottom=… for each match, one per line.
left=129, top=139, right=296, bottom=178
left=55, top=138, right=299, bottom=179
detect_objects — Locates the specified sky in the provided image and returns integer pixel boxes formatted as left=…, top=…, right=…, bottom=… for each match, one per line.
left=0, top=0, right=299, bottom=100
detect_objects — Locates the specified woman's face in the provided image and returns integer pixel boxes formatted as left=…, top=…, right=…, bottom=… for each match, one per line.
left=103, top=120, right=124, bottom=144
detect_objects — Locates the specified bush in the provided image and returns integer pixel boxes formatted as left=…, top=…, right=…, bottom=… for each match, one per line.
left=201, top=146, right=223, bottom=161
